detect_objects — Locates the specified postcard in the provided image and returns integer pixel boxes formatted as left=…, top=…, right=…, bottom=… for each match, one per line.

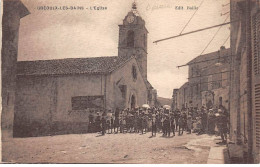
left=1, top=0, right=259, bottom=164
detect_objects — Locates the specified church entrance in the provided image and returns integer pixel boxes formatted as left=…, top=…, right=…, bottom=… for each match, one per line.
left=130, top=95, right=136, bottom=109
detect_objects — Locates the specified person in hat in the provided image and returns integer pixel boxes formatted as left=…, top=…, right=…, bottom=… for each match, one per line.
left=164, top=114, right=171, bottom=137
left=186, top=115, right=192, bottom=134
left=119, top=114, right=124, bottom=133
left=141, top=113, right=146, bottom=134
left=95, top=112, right=101, bottom=132
left=201, top=108, right=208, bottom=134
left=114, top=113, right=119, bottom=133
left=110, top=113, right=115, bottom=134
left=125, top=114, right=130, bottom=133
left=88, top=110, right=94, bottom=133
left=127, top=113, right=134, bottom=133
left=174, top=110, right=180, bottom=131
left=133, top=112, right=138, bottom=133
left=106, top=116, right=111, bottom=134
left=161, top=114, right=166, bottom=136
left=151, top=113, right=157, bottom=137
left=115, top=108, right=120, bottom=118
left=178, top=114, right=184, bottom=135
left=194, top=116, right=202, bottom=134
left=122, top=117, right=126, bottom=133
left=216, top=108, right=228, bottom=144
left=102, top=110, right=107, bottom=117
left=207, top=109, right=216, bottom=134
left=156, top=113, right=161, bottom=133
left=170, top=113, right=175, bottom=137
left=101, top=115, right=106, bottom=135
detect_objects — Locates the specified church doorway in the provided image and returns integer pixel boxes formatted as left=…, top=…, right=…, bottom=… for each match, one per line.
left=130, top=95, right=136, bottom=109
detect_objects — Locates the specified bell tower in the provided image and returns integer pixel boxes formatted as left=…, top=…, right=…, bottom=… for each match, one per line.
left=118, top=2, right=148, bottom=79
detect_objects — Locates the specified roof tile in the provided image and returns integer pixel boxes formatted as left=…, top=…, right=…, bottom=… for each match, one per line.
left=17, top=55, right=131, bottom=76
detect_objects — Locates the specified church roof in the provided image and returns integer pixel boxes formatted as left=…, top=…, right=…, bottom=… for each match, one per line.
left=17, top=55, right=133, bottom=76
left=145, top=80, right=153, bottom=89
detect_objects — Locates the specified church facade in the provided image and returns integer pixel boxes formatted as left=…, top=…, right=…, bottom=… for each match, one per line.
left=14, top=5, right=156, bottom=137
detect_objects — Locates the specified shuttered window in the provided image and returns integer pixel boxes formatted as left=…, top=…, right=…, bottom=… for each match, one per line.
left=253, top=12, right=260, bottom=148
left=252, top=13, right=260, bottom=75
left=255, top=84, right=260, bottom=147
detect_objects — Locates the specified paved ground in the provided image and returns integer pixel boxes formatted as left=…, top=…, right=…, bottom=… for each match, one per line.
left=2, top=131, right=224, bottom=164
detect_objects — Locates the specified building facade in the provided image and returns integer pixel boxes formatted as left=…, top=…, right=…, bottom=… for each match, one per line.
left=229, top=0, right=260, bottom=163
left=172, top=47, right=231, bottom=111
left=175, top=82, right=190, bottom=110
left=13, top=4, right=156, bottom=137
left=1, top=0, right=30, bottom=140
left=172, top=89, right=179, bottom=110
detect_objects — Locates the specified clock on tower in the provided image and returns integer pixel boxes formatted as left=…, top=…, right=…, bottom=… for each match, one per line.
left=118, top=2, right=148, bottom=80
left=127, top=15, right=135, bottom=23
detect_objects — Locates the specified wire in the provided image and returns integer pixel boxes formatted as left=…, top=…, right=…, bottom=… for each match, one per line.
left=177, top=32, right=231, bottom=69
left=222, top=3, right=230, bottom=7
left=199, top=14, right=230, bottom=55
left=179, top=0, right=204, bottom=34
left=154, top=20, right=235, bottom=44
left=188, top=70, right=231, bottom=79
left=198, top=33, right=231, bottom=70
left=221, top=11, right=230, bottom=16
left=222, top=35, right=230, bottom=46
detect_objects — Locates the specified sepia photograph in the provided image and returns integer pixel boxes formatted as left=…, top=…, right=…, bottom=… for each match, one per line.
left=0, top=0, right=260, bottom=164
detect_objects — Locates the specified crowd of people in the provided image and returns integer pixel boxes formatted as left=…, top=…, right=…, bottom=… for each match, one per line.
left=88, top=105, right=229, bottom=144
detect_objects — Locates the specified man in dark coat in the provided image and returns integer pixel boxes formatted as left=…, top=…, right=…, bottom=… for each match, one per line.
left=175, top=111, right=180, bottom=131
left=170, top=114, right=175, bottom=137
left=88, top=110, right=94, bottom=133
left=161, top=115, right=166, bottom=136
left=216, top=109, right=228, bottom=144
left=110, top=114, right=114, bottom=133
left=133, top=113, right=138, bottom=133
left=115, top=108, right=119, bottom=118
left=151, top=114, right=157, bottom=137
left=114, top=115, right=119, bottom=133
left=201, top=109, right=208, bottom=134
left=101, top=116, right=106, bottom=135
left=141, top=113, right=146, bottom=134
left=95, top=112, right=101, bottom=132
left=164, top=115, right=171, bottom=137
left=178, top=114, right=184, bottom=135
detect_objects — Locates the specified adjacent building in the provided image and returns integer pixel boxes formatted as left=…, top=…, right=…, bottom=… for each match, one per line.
left=228, top=0, right=260, bottom=163
left=172, top=89, right=179, bottom=110
left=172, top=47, right=231, bottom=110
left=1, top=0, right=30, bottom=140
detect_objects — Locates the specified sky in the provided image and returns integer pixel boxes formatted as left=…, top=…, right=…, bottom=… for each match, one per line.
left=19, top=0, right=230, bottom=98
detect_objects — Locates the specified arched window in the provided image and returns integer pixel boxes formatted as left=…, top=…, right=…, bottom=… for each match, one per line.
left=132, top=65, right=137, bottom=81
left=127, top=30, right=134, bottom=47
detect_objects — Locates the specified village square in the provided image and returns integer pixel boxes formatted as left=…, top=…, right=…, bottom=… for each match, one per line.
left=1, top=0, right=260, bottom=164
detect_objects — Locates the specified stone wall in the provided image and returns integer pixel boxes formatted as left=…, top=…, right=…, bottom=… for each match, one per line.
left=14, top=76, right=57, bottom=137
left=14, top=74, right=104, bottom=137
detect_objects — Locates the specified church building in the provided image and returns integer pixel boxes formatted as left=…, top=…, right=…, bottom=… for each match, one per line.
left=14, top=3, right=156, bottom=137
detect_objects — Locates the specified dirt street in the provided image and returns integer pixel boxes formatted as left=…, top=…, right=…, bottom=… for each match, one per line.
left=2, top=132, right=217, bottom=163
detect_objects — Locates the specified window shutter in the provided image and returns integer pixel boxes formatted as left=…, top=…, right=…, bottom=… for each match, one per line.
left=254, top=84, right=260, bottom=147
left=253, top=12, right=260, bottom=148
left=252, top=14, right=260, bottom=75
